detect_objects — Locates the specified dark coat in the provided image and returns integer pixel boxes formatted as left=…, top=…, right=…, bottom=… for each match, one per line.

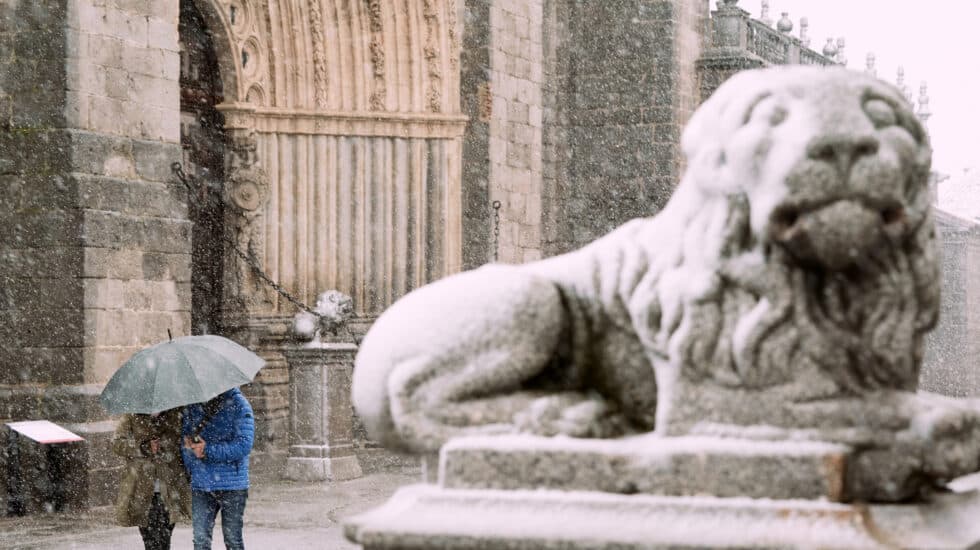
left=181, top=388, right=254, bottom=491
left=111, top=410, right=192, bottom=527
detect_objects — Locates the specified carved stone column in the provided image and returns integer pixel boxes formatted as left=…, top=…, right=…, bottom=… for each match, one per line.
left=282, top=345, right=363, bottom=481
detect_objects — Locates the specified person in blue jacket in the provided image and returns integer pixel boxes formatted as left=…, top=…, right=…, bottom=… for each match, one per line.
left=182, top=387, right=254, bottom=550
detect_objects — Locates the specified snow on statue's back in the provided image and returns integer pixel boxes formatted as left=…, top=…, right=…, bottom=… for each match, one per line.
left=352, top=65, right=980, bottom=503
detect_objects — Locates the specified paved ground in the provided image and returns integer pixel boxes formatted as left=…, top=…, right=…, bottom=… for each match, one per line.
left=0, top=472, right=419, bottom=549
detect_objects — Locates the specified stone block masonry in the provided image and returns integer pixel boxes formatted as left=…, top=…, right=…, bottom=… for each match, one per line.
left=460, top=0, right=546, bottom=267
left=461, top=1, right=709, bottom=265
left=487, top=0, right=546, bottom=264
left=543, top=0, right=710, bottom=256
left=0, top=0, right=186, bottom=510
left=921, top=214, right=980, bottom=396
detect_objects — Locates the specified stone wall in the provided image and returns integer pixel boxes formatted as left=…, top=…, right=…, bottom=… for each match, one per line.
left=460, top=0, right=546, bottom=267
left=543, top=0, right=709, bottom=256
left=0, top=0, right=185, bottom=510
left=0, top=0, right=77, bottom=513
left=486, top=0, right=546, bottom=264
left=921, top=211, right=980, bottom=396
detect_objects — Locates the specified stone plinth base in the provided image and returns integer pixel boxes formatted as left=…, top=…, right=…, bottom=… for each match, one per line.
left=440, top=434, right=849, bottom=501
left=345, top=483, right=980, bottom=549
left=284, top=453, right=362, bottom=482
left=344, top=434, right=980, bottom=549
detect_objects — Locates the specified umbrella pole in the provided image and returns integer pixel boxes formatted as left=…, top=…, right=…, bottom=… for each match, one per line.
left=168, top=329, right=172, bottom=341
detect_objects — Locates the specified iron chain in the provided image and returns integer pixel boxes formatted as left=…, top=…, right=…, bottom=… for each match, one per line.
left=491, top=200, right=501, bottom=262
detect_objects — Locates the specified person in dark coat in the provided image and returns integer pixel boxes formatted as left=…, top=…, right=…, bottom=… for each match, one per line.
left=182, top=387, right=255, bottom=550
left=112, top=408, right=192, bottom=550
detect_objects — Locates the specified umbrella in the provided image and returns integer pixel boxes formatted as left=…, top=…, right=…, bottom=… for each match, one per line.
left=100, top=334, right=265, bottom=414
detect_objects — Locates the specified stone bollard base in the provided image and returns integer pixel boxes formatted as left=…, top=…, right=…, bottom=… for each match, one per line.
left=284, top=454, right=362, bottom=482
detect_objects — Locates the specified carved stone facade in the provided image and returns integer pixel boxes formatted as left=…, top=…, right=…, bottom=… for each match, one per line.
left=201, top=0, right=467, bottom=471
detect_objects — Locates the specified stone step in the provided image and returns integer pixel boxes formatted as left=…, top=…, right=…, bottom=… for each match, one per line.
left=345, top=483, right=980, bottom=549
left=439, top=434, right=851, bottom=501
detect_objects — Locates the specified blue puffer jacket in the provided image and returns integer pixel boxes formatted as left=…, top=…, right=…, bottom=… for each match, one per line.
left=181, top=388, right=254, bottom=491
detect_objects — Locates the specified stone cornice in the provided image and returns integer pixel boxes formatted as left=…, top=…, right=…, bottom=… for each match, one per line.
left=217, top=103, right=468, bottom=139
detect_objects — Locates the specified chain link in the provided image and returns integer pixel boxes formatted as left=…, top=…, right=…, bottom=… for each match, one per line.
left=171, top=162, right=319, bottom=317
left=491, top=200, right=501, bottom=262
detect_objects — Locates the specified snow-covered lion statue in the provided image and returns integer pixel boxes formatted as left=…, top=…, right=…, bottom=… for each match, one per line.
left=352, top=66, right=980, bottom=501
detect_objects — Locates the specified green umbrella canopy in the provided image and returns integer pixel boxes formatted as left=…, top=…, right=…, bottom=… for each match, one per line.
left=100, top=335, right=265, bottom=414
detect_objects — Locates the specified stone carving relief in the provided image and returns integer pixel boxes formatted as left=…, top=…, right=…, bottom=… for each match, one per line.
left=351, top=67, right=980, bottom=502
left=422, top=0, right=442, bottom=112
left=222, top=130, right=273, bottom=313
left=447, top=0, right=459, bottom=72
left=210, top=0, right=270, bottom=104
left=308, top=0, right=329, bottom=108
left=367, top=0, right=386, bottom=111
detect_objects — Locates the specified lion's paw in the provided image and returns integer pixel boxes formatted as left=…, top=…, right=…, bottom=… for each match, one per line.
left=910, top=404, right=980, bottom=480
left=514, top=393, right=632, bottom=439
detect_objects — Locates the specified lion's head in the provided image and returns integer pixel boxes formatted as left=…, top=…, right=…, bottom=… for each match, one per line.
left=652, top=66, right=939, bottom=403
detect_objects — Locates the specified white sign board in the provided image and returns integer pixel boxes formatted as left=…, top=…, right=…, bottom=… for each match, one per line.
left=6, top=420, right=84, bottom=444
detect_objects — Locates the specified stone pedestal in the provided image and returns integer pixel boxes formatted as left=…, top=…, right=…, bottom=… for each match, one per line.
left=282, top=345, right=362, bottom=482
left=344, top=435, right=980, bottom=549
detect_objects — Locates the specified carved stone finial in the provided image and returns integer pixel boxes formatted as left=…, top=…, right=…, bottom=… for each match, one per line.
left=799, top=17, right=810, bottom=47
left=835, top=37, right=846, bottom=66
left=760, top=0, right=772, bottom=26
left=896, top=66, right=913, bottom=103
left=718, top=0, right=740, bottom=7
left=865, top=52, right=876, bottom=77
left=821, top=37, right=838, bottom=57
left=776, top=12, right=793, bottom=33
left=917, top=81, right=932, bottom=124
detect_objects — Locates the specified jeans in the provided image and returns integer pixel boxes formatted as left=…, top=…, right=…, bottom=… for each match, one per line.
left=138, top=493, right=175, bottom=550
left=191, top=489, right=248, bottom=550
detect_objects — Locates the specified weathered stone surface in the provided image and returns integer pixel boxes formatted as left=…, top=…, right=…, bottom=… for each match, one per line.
left=541, top=0, right=709, bottom=256
left=461, top=0, right=547, bottom=267
left=440, top=434, right=849, bottom=501
left=0, top=384, right=105, bottom=426
left=921, top=212, right=980, bottom=397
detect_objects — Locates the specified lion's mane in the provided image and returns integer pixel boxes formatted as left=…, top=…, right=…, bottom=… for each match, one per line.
left=635, top=68, right=940, bottom=397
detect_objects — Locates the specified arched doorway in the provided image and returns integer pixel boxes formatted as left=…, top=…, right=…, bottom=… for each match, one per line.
left=179, top=0, right=226, bottom=336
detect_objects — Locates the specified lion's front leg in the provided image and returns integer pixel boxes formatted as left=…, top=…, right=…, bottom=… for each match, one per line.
left=513, top=391, right=638, bottom=439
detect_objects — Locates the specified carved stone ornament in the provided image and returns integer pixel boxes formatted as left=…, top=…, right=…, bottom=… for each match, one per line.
left=350, top=66, right=980, bottom=511
left=292, top=290, right=355, bottom=343
left=222, top=130, right=273, bottom=313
